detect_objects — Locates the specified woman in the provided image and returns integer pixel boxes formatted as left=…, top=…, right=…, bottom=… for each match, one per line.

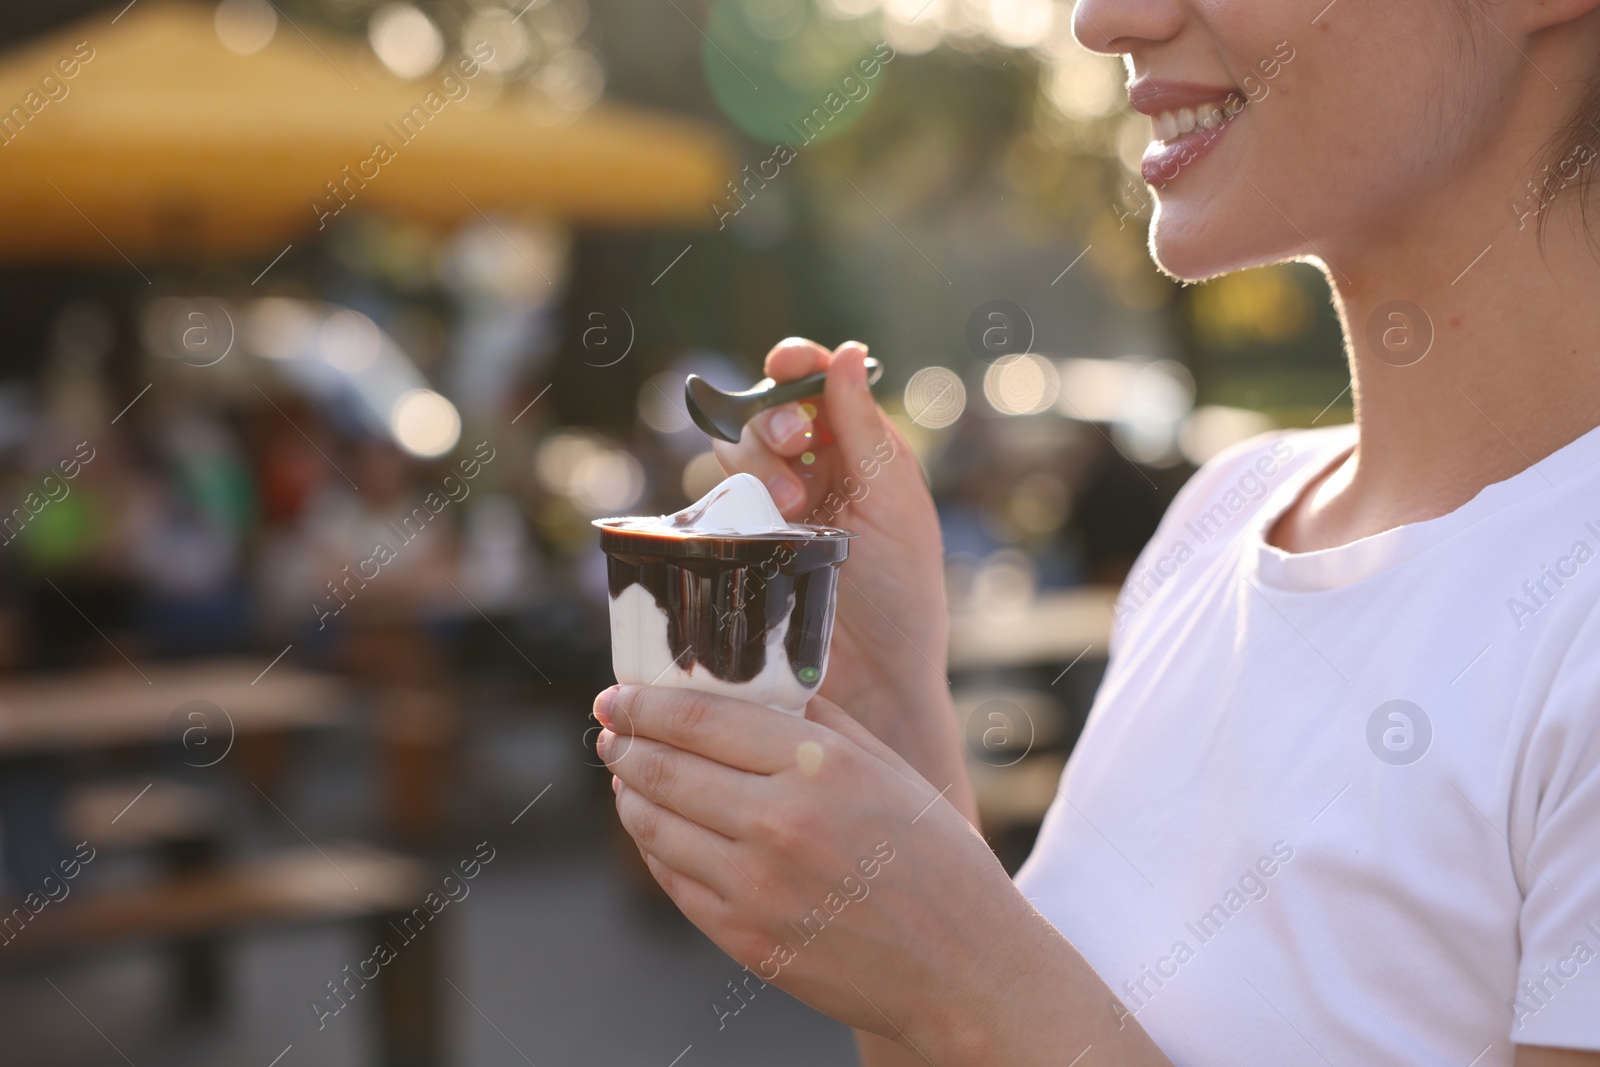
left=593, top=0, right=1600, bottom=1062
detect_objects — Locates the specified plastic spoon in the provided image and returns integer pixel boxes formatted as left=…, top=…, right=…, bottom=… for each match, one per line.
left=684, top=357, right=883, bottom=443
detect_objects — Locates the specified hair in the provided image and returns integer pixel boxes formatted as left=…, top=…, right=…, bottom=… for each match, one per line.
left=1448, top=0, right=1600, bottom=244
left=1542, top=70, right=1600, bottom=243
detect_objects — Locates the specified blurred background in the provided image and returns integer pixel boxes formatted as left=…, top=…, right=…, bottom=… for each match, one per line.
left=0, top=0, right=1349, bottom=1063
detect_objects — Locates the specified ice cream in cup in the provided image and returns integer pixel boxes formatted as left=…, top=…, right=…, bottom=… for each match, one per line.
left=594, top=473, right=854, bottom=715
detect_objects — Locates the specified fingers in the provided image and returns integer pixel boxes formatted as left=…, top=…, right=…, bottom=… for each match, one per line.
left=641, top=849, right=727, bottom=922
left=708, top=337, right=832, bottom=512
left=751, top=337, right=827, bottom=457
left=601, top=731, right=763, bottom=839
left=821, top=341, right=895, bottom=477
left=763, top=336, right=831, bottom=381
left=751, top=402, right=814, bottom=458
left=595, top=684, right=819, bottom=775
left=709, top=335, right=889, bottom=520
left=615, top=781, right=742, bottom=896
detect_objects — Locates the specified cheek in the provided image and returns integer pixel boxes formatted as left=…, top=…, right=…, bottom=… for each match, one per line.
left=1150, top=9, right=1476, bottom=279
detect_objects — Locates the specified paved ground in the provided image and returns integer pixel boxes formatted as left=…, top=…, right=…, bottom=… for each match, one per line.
left=0, top=708, right=859, bottom=1067
left=0, top=844, right=859, bottom=1067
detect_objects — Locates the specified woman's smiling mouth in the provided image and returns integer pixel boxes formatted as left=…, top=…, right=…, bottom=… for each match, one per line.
left=1150, top=95, right=1246, bottom=140
left=1129, top=80, right=1247, bottom=186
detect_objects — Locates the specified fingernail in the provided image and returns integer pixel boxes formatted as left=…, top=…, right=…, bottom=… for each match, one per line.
left=596, top=728, right=612, bottom=759
left=766, top=472, right=805, bottom=512
left=611, top=775, right=621, bottom=796
left=594, top=686, right=618, bottom=728
left=764, top=405, right=809, bottom=445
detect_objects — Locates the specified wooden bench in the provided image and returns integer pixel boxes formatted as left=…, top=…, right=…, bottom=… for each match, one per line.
left=64, top=778, right=220, bottom=851
left=2, top=842, right=443, bottom=1067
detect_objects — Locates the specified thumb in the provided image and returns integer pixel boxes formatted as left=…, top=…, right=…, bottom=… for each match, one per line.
left=820, top=342, right=891, bottom=475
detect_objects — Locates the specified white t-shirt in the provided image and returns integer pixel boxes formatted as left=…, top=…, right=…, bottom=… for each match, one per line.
left=1015, top=422, right=1600, bottom=1065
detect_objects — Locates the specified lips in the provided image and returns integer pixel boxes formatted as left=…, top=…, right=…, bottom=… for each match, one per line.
left=1128, top=79, right=1247, bottom=187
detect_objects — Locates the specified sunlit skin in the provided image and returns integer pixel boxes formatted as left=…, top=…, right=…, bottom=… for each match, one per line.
left=597, top=0, right=1600, bottom=1062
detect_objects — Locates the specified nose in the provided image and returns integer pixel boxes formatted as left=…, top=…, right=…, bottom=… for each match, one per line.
left=1073, top=0, right=1185, bottom=56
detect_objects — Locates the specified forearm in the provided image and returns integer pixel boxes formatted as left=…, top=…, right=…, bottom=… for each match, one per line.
left=914, top=905, right=1174, bottom=1067
left=856, top=927, right=1173, bottom=1067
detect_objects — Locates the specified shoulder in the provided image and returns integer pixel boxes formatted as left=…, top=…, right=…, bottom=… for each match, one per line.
left=1109, top=424, right=1353, bottom=642
left=1167, top=424, right=1353, bottom=528
left=1140, top=423, right=1353, bottom=565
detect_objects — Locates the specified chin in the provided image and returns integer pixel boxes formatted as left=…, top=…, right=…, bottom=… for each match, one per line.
left=1147, top=195, right=1295, bottom=283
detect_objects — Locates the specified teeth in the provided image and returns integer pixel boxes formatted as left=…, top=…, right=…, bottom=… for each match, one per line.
left=1151, top=96, right=1243, bottom=143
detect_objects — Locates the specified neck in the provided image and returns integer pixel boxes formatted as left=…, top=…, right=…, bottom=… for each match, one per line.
left=1294, top=168, right=1600, bottom=549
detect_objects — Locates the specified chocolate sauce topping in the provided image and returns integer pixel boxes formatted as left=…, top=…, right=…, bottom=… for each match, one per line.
left=597, top=524, right=851, bottom=690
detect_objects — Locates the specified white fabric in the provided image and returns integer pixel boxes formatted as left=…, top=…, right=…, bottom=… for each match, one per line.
left=1015, top=422, right=1600, bottom=1065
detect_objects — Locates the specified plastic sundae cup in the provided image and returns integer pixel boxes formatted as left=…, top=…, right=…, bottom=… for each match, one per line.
left=595, top=474, right=854, bottom=715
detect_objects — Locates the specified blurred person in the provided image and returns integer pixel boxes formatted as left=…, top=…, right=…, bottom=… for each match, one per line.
left=298, top=437, right=460, bottom=626
left=253, top=403, right=341, bottom=638
left=594, top=4, right=1600, bottom=1065
left=12, top=427, right=138, bottom=670
left=254, top=402, right=336, bottom=528
left=127, top=412, right=256, bottom=656
left=258, top=431, right=459, bottom=636
left=0, top=414, right=120, bottom=899
left=287, top=436, right=465, bottom=840
left=459, top=493, right=540, bottom=612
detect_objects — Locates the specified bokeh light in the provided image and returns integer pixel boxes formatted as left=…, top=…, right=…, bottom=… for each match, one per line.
left=1047, top=50, right=1124, bottom=121
left=638, top=372, right=693, bottom=434
left=318, top=309, right=382, bottom=374
left=536, top=430, right=646, bottom=516
left=1127, top=360, right=1196, bottom=424
left=681, top=451, right=726, bottom=500
left=369, top=3, right=444, bottom=80
left=570, top=450, right=646, bottom=516
left=819, top=0, right=879, bottom=15
left=440, top=217, right=568, bottom=299
left=1054, top=357, right=1134, bottom=422
left=1180, top=406, right=1276, bottom=466
left=214, top=0, right=277, bottom=56
left=985, top=0, right=1055, bottom=49
left=390, top=388, right=462, bottom=457
left=904, top=366, right=967, bottom=429
left=983, top=353, right=1058, bottom=416
left=703, top=0, right=884, bottom=144
left=536, top=431, right=604, bottom=493
left=744, top=0, right=810, bottom=41
left=244, top=298, right=317, bottom=360
left=535, top=47, right=605, bottom=112
left=464, top=8, right=531, bottom=73
left=1113, top=362, right=1195, bottom=466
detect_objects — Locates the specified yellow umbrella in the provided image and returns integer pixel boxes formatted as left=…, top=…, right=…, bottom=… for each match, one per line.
left=0, top=1, right=729, bottom=264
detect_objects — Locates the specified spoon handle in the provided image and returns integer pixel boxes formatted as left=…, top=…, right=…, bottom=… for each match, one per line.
left=756, top=357, right=883, bottom=408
